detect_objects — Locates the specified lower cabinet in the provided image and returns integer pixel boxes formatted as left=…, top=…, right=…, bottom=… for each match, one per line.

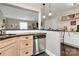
left=0, top=43, right=17, bottom=56
left=0, top=35, right=33, bottom=56
left=20, top=47, right=33, bottom=56
left=61, top=43, right=79, bottom=56
left=18, top=35, right=33, bottom=56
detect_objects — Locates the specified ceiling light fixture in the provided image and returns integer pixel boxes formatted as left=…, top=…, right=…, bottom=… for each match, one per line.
left=42, top=3, right=46, bottom=19
left=43, top=15, right=46, bottom=19
left=73, top=3, right=77, bottom=6
left=48, top=3, right=52, bottom=16
left=69, top=3, right=77, bottom=6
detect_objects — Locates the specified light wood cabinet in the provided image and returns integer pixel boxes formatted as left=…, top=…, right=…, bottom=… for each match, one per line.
left=20, top=47, right=32, bottom=56
left=19, top=35, right=33, bottom=40
left=75, top=13, right=79, bottom=18
left=18, top=35, right=33, bottom=56
left=0, top=38, right=16, bottom=49
left=0, top=35, right=33, bottom=56
left=61, top=13, right=79, bottom=21
left=0, top=37, right=18, bottom=56
left=20, top=40, right=33, bottom=49
left=0, top=43, right=17, bottom=56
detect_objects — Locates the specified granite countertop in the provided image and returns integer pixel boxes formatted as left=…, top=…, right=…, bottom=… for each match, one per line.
left=0, top=33, right=46, bottom=41
left=0, top=34, right=35, bottom=41
left=64, top=31, right=79, bottom=32
left=2, top=29, right=65, bottom=31
left=1, top=29, right=79, bottom=32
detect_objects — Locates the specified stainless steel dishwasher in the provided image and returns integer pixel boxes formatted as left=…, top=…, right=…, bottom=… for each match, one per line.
left=33, top=33, right=46, bottom=55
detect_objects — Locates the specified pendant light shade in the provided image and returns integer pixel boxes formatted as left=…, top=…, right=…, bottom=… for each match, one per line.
left=49, top=12, right=52, bottom=16
left=68, top=3, right=77, bottom=6
left=48, top=3, right=52, bottom=16
left=43, top=15, right=46, bottom=19
left=42, top=3, right=46, bottom=19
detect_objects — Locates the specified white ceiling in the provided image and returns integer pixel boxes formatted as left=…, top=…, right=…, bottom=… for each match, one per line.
left=8, top=3, right=42, bottom=11
left=1, top=3, right=79, bottom=21
left=8, top=3, right=79, bottom=18
left=0, top=3, right=38, bottom=21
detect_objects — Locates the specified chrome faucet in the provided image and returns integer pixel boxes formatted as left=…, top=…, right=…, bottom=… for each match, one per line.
left=0, top=25, right=5, bottom=35
left=0, top=30, right=5, bottom=35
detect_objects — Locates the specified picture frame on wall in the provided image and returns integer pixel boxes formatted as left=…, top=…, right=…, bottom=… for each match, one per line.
left=71, top=21, right=76, bottom=25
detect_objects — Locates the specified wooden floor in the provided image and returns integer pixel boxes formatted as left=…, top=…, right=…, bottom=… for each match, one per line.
left=61, top=43, right=79, bottom=56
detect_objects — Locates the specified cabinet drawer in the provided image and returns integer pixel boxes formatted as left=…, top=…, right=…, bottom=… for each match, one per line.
left=19, top=35, right=33, bottom=40
left=19, top=40, right=33, bottom=49
left=0, top=38, right=16, bottom=49
left=0, top=43, right=17, bottom=56
left=20, top=47, right=33, bottom=56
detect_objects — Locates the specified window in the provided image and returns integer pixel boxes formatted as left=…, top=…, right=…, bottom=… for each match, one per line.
left=19, top=22, right=28, bottom=29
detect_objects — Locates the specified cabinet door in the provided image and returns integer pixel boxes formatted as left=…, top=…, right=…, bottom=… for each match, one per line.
left=64, top=32, right=70, bottom=44
left=19, top=40, right=33, bottom=49
left=20, top=47, right=33, bottom=56
left=0, top=43, right=17, bottom=56
left=70, top=33, right=79, bottom=47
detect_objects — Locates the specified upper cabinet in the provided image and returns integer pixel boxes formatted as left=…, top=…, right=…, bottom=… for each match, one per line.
left=75, top=13, right=79, bottom=18
left=61, top=13, right=79, bottom=21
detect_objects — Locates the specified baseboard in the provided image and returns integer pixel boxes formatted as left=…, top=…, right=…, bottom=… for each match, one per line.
left=45, top=49, right=56, bottom=56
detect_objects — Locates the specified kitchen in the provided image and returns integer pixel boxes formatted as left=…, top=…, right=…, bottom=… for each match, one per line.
left=0, top=3, right=79, bottom=56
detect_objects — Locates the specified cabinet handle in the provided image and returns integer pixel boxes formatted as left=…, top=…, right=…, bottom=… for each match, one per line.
left=25, top=37, right=28, bottom=39
left=0, top=53, right=2, bottom=55
left=25, top=43, right=28, bottom=46
left=25, top=52, right=29, bottom=54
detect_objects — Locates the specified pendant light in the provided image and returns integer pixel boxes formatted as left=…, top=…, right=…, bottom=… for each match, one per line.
left=48, top=3, right=52, bottom=16
left=72, top=3, right=77, bottom=6
left=68, top=3, right=77, bottom=6
left=42, top=3, right=46, bottom=19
